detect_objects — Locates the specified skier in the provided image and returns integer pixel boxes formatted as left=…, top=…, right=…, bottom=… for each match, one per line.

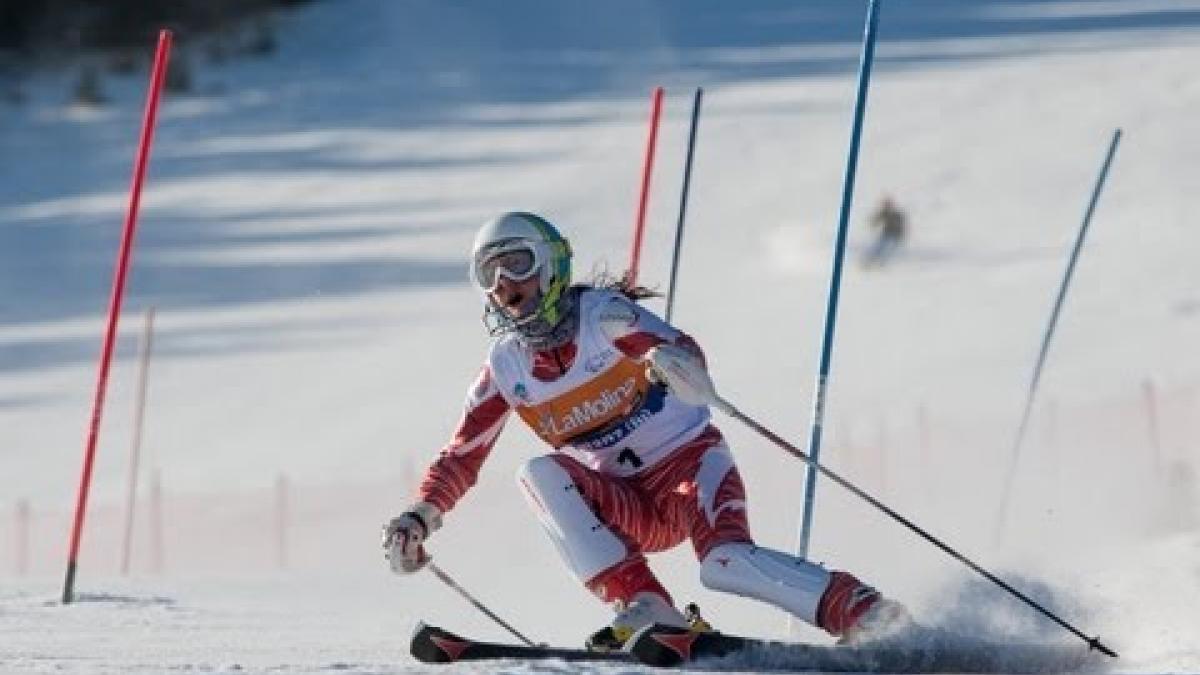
left=383, top=212, right=910, bottom=650
left=863, top=195, right=908, bottom=267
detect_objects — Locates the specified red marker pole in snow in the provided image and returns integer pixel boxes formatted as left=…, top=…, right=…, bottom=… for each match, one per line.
left=625, top=86, right=664, bottom=286
left=62, top=29, right=172, bottom=604
left=120, top=307, right=156, bottom=576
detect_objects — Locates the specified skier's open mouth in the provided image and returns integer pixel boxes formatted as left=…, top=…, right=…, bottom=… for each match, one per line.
left=504, top=292, right=540, bottom=320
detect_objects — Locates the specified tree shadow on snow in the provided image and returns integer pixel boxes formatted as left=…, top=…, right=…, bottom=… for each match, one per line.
left=2, top=0, right=1198, bottom=374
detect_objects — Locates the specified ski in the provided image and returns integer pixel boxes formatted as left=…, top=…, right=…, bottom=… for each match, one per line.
left=413, top=620, right=1100, bottom=671
left=410, top=622, right=634, bottom=664
left=627, top=623, right=1100, bottom=672
left=628, top=623, right=853, bottom=669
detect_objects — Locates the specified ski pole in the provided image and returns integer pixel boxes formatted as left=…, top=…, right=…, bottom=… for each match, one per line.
left=709, top=392, right=1117, bottom=657
left=426, top=561, right=537, bottom=647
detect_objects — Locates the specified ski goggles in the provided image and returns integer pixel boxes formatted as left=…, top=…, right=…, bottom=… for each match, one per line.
left=473, top=242, right=542, bottom=293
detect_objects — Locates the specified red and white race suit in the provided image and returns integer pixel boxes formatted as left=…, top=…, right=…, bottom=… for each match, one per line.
left=415, top=288, right=881, bottom=633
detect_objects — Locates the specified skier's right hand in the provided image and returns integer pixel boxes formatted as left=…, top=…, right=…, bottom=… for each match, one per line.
left=645, top=343, right=716, bottom=407
left=382, top=502, right=442, bottom=574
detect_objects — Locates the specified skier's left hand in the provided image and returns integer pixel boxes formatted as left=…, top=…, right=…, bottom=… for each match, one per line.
left=645, top=343, right=717, bottom=407
left=382, top=502, right=442, bottom=574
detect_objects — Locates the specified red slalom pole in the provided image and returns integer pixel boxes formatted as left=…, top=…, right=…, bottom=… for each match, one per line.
left=62, top=29, right=172, bottom=604
left=626, top=86, right=664, bottom=286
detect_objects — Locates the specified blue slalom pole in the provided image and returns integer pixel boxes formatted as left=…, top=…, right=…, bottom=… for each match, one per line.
left=796, top=0, right=883, bottom=559
left=665, top=87, right=704, bottom=324
left=996, top=128, right=1123, bottom=539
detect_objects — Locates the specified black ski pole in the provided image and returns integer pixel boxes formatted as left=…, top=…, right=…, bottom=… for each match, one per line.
left=664, top=87, right=703, bottom=324
left=427, top=561, right=537, bottom=647
left=703, top=392, right=1117, bottom=657
left=995, top=128, right=1123, bottom=542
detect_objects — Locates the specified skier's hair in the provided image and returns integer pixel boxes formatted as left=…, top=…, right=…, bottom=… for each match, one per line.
left=584, top=263, right=661, bottom=301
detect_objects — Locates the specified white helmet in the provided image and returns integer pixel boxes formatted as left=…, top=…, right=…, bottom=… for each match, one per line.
left=470, top=212, right=574, bottom=346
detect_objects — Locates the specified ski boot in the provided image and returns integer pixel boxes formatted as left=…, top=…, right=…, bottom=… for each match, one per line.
left=684, top=602, right=714, bottom=633
left=820, top=572, right=913, bottom=646
left=586, top=592, right=698, bottom=652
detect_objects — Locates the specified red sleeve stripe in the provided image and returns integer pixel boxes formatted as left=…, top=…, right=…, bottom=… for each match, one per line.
left=613, top=331, right=666, bottom=359
left=419, top=438, right=493, bottom=512
left=416, top=385, right=510, bottom=513
left=448, top=392, right=509, bottom=456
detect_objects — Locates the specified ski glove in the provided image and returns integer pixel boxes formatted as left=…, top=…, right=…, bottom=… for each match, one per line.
left=645, top=343, right=717, bottom=407
left=382, top=502, right=442, bottom=574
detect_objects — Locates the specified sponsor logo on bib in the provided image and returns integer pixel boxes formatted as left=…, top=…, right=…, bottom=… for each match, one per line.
left=537, top=376, right=637, bottom=439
